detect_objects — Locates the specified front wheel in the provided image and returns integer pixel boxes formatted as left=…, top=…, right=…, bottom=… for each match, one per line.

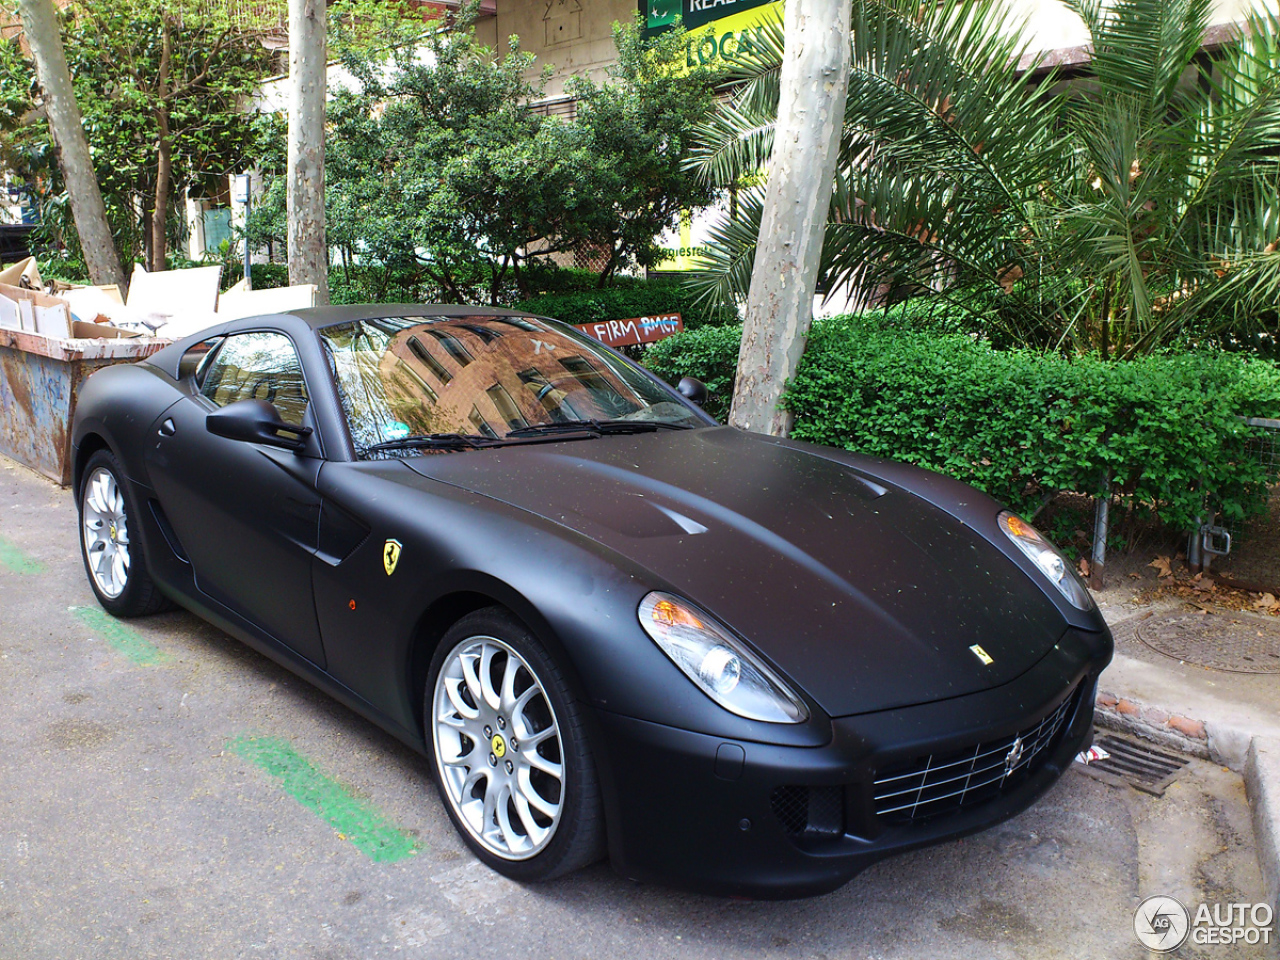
left=426, top=608, right=604, bottom=881
left=78, top=449, right=170, bottom=617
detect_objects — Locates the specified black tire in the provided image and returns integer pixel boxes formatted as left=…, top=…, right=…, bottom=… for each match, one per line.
left=425, top=607, right=604, bottom=881
left=77, top=449, right=172, bottom=617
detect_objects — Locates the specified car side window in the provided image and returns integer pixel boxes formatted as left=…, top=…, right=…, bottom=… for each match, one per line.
left=199, top=331, right=310, bottom=426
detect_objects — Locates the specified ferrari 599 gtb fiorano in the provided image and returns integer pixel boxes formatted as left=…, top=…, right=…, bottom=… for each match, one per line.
left=71, top=305, right=1112, bottom=898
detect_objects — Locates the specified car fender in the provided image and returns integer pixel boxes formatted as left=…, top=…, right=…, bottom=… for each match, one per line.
left=72, top=362, right=182, bottom=495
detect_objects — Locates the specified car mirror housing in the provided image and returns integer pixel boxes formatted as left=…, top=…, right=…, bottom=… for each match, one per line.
left=678, top=377, right=708, bottom=406
left=206, top=398, right=312, bottom=452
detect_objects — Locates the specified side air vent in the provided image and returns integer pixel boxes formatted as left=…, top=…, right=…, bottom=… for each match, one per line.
left=149, top=499, right=189, bottom=563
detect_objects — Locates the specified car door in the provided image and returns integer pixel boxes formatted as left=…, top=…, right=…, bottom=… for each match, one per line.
left=144, top=330, right=327, bottom=667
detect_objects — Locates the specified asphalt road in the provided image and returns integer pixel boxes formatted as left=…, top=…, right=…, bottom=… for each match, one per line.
left=0, top=453, right=1272, bottom=960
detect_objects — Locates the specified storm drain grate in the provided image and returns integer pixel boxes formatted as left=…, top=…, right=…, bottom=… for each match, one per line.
left=1076, top=733, right=1191, bottom=796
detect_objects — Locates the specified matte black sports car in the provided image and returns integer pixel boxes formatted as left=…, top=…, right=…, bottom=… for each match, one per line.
left=71, top=305, right=1112, bottom=898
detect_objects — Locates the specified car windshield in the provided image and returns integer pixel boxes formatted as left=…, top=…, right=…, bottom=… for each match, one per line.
left=319, top=315, right=704, bottom=458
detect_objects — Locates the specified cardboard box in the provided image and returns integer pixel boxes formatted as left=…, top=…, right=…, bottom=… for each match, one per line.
left=0, top=283, right=70, bottom=339
left=217, top=283, right=317, bottom=321
left=126, top=263, right=221, bottom=318
left=71, top=320, right=142, bottom=340
left=0, top=256, right=44, bottom=290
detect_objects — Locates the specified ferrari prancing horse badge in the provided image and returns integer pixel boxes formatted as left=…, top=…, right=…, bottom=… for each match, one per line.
left=383, top=539, right=402, bottom=576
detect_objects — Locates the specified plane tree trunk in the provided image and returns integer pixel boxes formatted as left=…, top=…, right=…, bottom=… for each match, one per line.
left=728, top=0, right=852, bottom=436
left=18, top=0, right=126, bottom=291
left=149, top=18, right=173, bottom=273
left=286, top=0, right=329, bottom=303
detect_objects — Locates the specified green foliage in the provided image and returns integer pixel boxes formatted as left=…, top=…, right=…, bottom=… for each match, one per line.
left=559, top=17, right=725, bottom=278
left=514, top=279, right=735, bottom=333
left=0, top=0, right=278, bottom=268
left=327, top=265, right=431, bottom=305
left=646, top=317, right=1280, bottom=529
left=643, top=322, right=742, bottom=421
left=249, top=260, right=684, bottom=310
left=248, top=263, right=290, bottom=290
left=691, top=0, right=1280, bottom=358
left=249, top=13, right=722, bottom=303
left=37, top=254, right=90, bottom=285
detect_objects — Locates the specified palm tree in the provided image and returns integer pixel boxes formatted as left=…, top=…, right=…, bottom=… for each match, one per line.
left=689, top=0, right=1280, bottom=358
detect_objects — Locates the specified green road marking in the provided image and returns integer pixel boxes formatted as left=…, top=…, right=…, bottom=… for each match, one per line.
left=227, top=735, right=420, bottom=863
left=0, top=536, right=44, bottom=574
left=70, top=605, right=169, bottom=666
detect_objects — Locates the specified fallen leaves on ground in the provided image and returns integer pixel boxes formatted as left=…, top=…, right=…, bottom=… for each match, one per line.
left=1134, top=563, right=1280, bottom=616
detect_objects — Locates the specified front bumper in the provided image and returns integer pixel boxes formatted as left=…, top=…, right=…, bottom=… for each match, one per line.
left=593, top=626, right=1111, bottom=899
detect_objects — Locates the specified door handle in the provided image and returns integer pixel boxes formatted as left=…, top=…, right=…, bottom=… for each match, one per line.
left=158, top=418, right=176, bottom=437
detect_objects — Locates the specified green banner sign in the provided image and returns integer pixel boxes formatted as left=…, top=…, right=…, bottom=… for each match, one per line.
left=641, top=0, right=776, bottom=33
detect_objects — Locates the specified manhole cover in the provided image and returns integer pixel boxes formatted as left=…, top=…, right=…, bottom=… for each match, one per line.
left=1135, top=614, right=1280, bottom=674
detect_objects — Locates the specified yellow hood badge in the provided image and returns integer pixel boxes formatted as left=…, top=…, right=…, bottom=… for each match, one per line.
left=969, top=644, right=994, bottom=666
left=383, top=539, right=402, bottom=576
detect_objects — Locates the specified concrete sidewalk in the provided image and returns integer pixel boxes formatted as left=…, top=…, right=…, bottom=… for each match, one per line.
left=1094, top=595, right=1280, bottom=914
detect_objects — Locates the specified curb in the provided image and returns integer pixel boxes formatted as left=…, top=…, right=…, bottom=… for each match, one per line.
left=1093, top=686, right=1279, bottom=913
left=1094, top=689, right=1257, bottom=770
left=1245, top=738, right=1280, bottom=917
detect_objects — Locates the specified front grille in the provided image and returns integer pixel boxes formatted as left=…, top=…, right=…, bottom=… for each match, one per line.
left=873, top=687, right=1078, bottom=825
left=770, top=785, right=844, bottom=838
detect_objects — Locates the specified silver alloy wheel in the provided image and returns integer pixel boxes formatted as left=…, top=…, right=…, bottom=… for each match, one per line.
left=81, top=466, right=130, bottom=599
left=431, top=636, right=565, bottom=860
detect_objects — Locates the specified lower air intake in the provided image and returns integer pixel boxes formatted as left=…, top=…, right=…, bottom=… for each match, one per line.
left=770, top=785, right=844, bottom=838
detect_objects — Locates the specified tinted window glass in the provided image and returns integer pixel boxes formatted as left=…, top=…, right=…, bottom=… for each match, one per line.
left=320, top=315, right=701, bottom=457
left=200, top=331, right=310, bottom=426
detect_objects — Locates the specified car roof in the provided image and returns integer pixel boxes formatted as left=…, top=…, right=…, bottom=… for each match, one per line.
left=281, top=303, right=542, bottom=330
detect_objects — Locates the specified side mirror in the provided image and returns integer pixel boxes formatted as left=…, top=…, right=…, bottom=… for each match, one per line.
left=207, top=398, right=312, bottom=452
left=678, top=377, right=708, bottom=406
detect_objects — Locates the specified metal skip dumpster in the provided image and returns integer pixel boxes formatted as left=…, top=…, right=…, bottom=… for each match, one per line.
left=0, top=327, right=169, bottom=486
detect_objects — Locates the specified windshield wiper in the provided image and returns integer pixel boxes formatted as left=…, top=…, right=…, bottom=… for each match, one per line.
left=505, top=419, right=692, bottom=439
left=367, top=419, right=692, bottom=455
left=365, top=432, right=501, bottom=454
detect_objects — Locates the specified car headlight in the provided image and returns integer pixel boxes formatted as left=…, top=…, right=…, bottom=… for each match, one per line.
left=638, top=592, right=808, bottom=724
left=998, top=510, right=1094, bottom=610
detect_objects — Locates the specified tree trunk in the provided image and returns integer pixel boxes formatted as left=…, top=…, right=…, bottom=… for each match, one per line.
left=286, top=0, right=329, bottom=303
left=149, top=20, right=172, bottom=273
left=18, top=0, right=126, bottom=291
left=728, top=0, right=852, bottom=436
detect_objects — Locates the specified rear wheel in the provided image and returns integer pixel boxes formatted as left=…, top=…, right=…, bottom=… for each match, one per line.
left=426, top=608, right=604, bottom=881
left=78, top=449, right=170, bottom=617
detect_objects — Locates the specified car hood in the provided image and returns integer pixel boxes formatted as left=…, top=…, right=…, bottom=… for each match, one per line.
left=404, top=427, right=1066, bottom=716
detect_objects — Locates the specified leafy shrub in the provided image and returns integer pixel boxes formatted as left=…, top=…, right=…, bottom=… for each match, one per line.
left=644, top=322, right=741, bottom=422
left=249, top=263, right=290, bottom=290
left=514, top=279, right=735, bottom=332
left=328, top=266, right=428, bottom=305
left=516, top=265, right=652, bottom=297
left=251, top=263, right=429, bottom=302
left=37, top=255, right=90, bottom=285
left=646, top=315, right=1280, bottom=531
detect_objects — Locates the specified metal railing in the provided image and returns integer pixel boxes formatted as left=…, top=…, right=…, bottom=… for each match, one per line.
left=1185, top=417, right=1280, bottom=571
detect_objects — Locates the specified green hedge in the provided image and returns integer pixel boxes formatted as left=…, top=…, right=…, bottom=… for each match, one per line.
left=645, top=316, right=1280, bottom=531
left=644, top=323, right=741, bottom=421
left=250, top=262, right=670, bottom=307
left=514, top=280, right=735, bottom=331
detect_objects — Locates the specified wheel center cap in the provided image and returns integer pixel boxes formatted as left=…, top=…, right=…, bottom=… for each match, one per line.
left=109, top=523, right=117, bottom=539
left=491, top=734, right=507, bottom=759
